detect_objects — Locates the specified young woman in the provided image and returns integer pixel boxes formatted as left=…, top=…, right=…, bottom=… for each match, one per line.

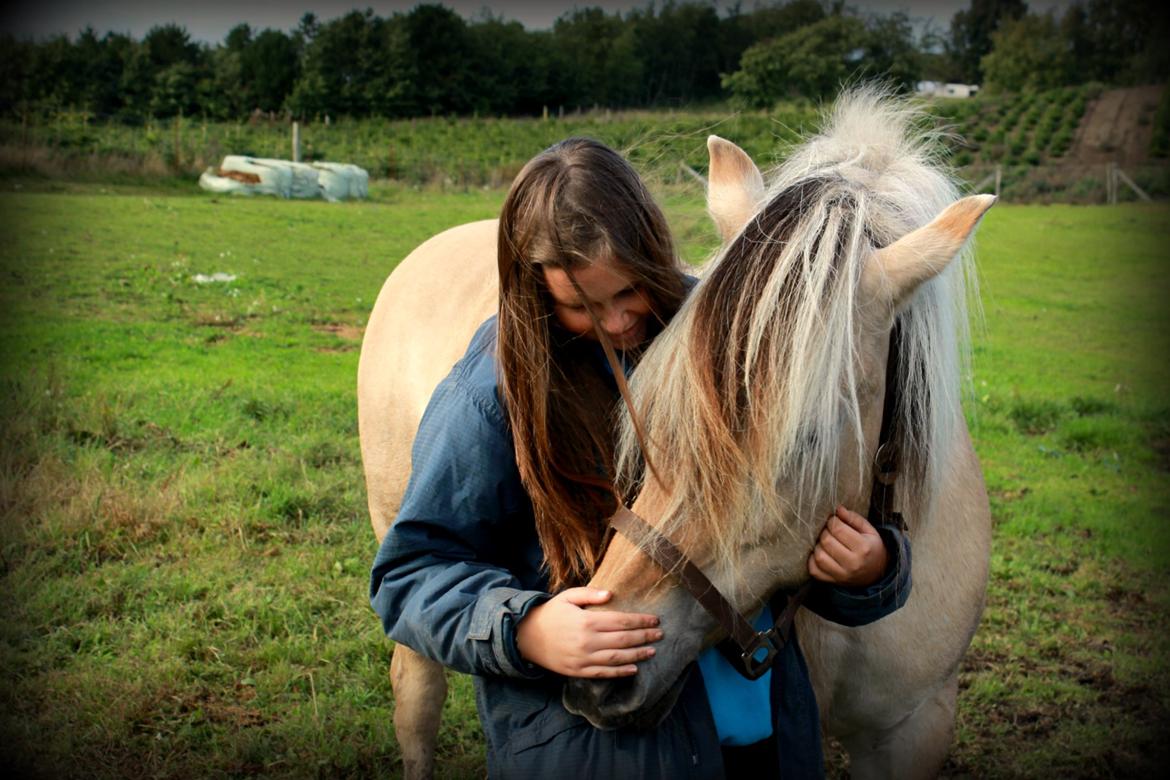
left=370, top=138, right=910, bottom=778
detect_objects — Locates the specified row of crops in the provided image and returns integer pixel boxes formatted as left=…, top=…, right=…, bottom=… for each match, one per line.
left=1, top=85, right=1166, bottom=198
left=0, top=107, right=820, bottom=187
left=933, top=84, right=1101, bottom=168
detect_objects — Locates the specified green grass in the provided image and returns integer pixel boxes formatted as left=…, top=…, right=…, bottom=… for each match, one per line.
left=1, top=184, right=1168, bottom=778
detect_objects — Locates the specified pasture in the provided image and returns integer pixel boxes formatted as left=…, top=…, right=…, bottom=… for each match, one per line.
left=0, top=180, right=1167, bottom=778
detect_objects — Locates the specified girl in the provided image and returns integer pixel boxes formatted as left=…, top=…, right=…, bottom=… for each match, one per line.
left=370, top=138, right=909, bottom=778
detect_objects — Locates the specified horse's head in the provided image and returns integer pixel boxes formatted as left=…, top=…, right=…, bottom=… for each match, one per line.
left=563, top=91, right=995, bottom=729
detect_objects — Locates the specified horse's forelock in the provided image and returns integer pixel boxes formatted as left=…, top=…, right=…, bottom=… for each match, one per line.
left=617, top=88, right=971, bottom=576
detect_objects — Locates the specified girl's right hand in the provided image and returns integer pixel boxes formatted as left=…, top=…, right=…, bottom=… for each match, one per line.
left=515, top=587, right=663, bottom=678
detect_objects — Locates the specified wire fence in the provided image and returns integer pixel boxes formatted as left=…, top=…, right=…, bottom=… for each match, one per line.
left=955, top=161, right=1170, bottom=204
left=2, top=111, right=1169, bottom=203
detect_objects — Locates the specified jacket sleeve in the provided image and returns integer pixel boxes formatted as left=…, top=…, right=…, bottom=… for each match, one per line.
left=801, top=524, right=912, bottom=628
left=369, top=371, right=549, bottom=679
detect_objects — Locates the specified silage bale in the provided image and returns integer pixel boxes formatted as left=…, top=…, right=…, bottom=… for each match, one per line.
left=347, top=163, right=370, bottom=198
left=287, top=162, right=322, bottom=199
left=312, top=162, right=355, bottom=202
left=198, top=168, right=258, bottom=195
left=220, top=156, right=292, bottom=198
left=253, top=158, right=324, bottom=200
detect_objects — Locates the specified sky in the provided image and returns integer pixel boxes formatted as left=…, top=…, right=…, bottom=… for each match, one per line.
left=1, top=0, right=1077, bottom=44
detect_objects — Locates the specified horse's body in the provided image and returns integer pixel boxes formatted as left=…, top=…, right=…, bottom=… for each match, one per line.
left=359, top=90, right=992, bottom=779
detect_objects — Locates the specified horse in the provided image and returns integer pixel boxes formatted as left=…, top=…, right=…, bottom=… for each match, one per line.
left=358, top=89, right=993, bottom=779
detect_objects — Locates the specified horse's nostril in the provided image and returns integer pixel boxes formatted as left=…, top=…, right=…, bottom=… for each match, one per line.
left=598, top=676, right=637, bottom=710
left=564, top=675, right=641, bottom=723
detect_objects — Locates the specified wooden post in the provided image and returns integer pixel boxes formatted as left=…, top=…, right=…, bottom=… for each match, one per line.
left=542, top=105, right=548, bottom=121
left=173, top=112, right=182, bottom=170
left=292, top=121, right=301, bottom=163
left=1115, top=166, right=1152, bottom=202
left=679, top=161, right=708, bottom=187
left=994, top=164, right=1002, bottom=198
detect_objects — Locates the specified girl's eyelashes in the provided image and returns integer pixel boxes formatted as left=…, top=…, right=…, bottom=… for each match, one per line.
left=558, top=285, right=638, bottom=312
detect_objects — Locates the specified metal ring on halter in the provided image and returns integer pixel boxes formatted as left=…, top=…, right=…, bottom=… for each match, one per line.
left=739, top=629, right=781, bottom=680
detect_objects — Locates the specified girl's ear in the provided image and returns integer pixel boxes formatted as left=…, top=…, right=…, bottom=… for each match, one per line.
left=707, top=135, right=765, bottom=244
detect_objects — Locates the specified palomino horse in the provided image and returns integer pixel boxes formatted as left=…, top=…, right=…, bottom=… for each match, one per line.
left=359, top=90, right=993, bottom=779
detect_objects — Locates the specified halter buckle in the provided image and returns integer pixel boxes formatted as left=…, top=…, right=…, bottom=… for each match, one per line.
left=739, top=628, right=781, bottom=680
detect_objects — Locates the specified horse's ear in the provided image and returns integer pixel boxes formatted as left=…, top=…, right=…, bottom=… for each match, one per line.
left=707, top=135, right=765, bottom=244
left=866, top=194, right=996, bottom=304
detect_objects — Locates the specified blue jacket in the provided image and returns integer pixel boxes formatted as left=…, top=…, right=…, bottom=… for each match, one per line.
left=370, top=316, right=912, bottom=779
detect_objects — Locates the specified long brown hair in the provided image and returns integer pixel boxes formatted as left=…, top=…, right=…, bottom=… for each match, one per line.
left=497, top=138, right=687, bottom=591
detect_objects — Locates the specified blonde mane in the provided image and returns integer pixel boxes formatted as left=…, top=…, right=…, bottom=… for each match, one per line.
left=616, top=88, right=974, bottom=571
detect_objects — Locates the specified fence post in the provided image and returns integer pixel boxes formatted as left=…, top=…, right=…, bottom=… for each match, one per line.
left=292, top=121, right=301, bottom=163
left=1115, top=166, right=1151, bottom=202
left=173, top=113, right=182, bottom=170
left=994, top=164, right=1001, bottom=198
left=679, top=161, right=708, bottom=187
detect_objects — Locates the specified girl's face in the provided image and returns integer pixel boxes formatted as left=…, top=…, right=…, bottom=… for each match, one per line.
left=542, top=254, right=652, bottom=351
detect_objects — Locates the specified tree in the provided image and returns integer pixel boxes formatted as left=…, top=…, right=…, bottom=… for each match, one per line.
left=142, top=23, right=201, bottom=72
left=858, top=12, right=921, bottom=91
left=981, top=12, right=1073, bottom=92
left=139, top=24, right=206, bottom=117
left=550, top=7, right=638, bottom=108
left=947, top=0, right=1027, bottom=84
left=467, top=15, right=552, bottom=114
left=243, top=29, right=299, bottom=112
left=629, top=1, right=722, bottom=105
left=723, top=14, right=869, bottom=107
left=1063, top=0, right=1170, bottom=85
left=403, top=4, right=474, bottom=115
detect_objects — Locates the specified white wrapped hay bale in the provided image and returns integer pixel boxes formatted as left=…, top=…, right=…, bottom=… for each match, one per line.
left=218, top=156, right=292, bottom=198
left=198, top=156, right=368, bottom=201
left=253, top=158, right=323, bottom=199
left=345, top=163, right=369, bottom=198
left=312, top=161, right=357, bottom=203
left=198, top=167, right=260, bottom=195
left=289, top=162, right=323, bottom=199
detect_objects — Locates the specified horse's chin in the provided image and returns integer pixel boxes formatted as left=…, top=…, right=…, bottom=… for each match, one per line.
left=562, top=666, right=691, bottom=731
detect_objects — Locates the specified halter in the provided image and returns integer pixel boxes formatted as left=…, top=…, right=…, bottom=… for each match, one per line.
left=606, top=322, right=906, bottom=681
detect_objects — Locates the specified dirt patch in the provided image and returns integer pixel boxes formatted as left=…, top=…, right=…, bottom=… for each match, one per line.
left=192, top=312, right=244, bottom=329
left=312, top=323, right=364, bottom=341
left=1071, top=85, right=1164, bottom=165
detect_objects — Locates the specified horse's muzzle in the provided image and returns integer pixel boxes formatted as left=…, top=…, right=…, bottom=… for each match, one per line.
left=562, top=667, right=690, bottom=731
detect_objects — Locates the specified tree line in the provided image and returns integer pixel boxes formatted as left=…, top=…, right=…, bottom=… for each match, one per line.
left=0, top=0, right=1164, bottom=123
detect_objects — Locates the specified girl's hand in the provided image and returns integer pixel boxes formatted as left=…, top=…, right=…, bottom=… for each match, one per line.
left=808, top=505, right=889, bottom=587
left=515, top=588, right=663, bottom=678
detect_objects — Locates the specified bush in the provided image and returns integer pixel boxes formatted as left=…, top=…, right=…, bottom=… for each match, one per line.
left=1150, top=86, right=1170, bottom=158
left=1070, top=396, right=1117, bottom=416
left=1010, top=399, right=1064, bottom=434
left=1050, top=128, right=1073, bottom=156
left=1057, top=417, right=1138, bottom=453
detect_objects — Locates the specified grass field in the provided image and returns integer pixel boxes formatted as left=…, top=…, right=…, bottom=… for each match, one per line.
left=0, top=180, right=1167, bottom=778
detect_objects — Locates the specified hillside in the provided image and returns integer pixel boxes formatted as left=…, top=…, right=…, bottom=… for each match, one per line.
left=1071, top=85, right=1164, bottom=165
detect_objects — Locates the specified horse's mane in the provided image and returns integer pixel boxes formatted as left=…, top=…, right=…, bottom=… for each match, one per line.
left=616, top=87, right=974, bottom=572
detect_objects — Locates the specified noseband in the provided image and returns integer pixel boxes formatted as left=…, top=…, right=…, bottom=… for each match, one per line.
left=606, top=323, right=906, bottom=680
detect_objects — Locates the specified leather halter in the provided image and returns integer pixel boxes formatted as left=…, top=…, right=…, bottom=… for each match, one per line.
left=606, top=322, right=906, bottom=681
